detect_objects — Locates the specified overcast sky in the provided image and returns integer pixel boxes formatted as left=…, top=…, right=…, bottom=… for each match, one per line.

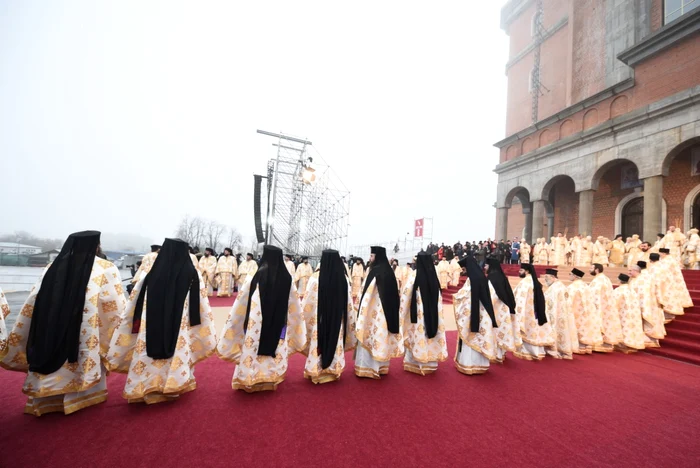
left=0, top=1, right=509, bottom=252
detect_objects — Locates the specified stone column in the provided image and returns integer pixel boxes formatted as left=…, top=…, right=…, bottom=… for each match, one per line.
left=531, top=200, right=545, bottom=243
left=522, top=203, right=533, bottom=243
left=547, top=215, right=555, bottom=239
left=578, top=190, right=595, bottom=236
left=643, top=175, right=664, bottom=242
left=496, top=207, right=508, bottom=241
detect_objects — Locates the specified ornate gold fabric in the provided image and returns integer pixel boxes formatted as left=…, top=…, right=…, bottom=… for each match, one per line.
left=215, top=256, right=238, bottom=297
left=1, top=259, right=126, bottom=415
left=453, top=279, right=505, bottom=363
left=217, top=277, right=306, bottom=392
left=355, top=278, right=404, bottom=362
left=238, top=259, right=259, bottom=288
left=132, top=252, right=158, bottom=284
left=519, top=242, right=531, bottom=264
left=198, top=256, right=217, bottom=296
left=301, top=276, right=356, bottom=384
left=567, top=279, right=602, bottom=347
left=544, top=280, right=576, bottom=359
left=630, top=270, right=666, bottom=340
left=437, top=260, right=450, bottom=289
left=400, top=271, right=448, bottom=371
left=294, top=263, right=313, bottom=296
left=613, top=284, right=646, bottom=350
left=513, top=276, right=555, bottom=348
left=105, top=271, right=217, bottom=402
left=351, top=263, right=364, bottom=298
left=661, top=229, right=686, bottom=264
left=589, top=275, right=622, bottom=346
left=0, top=287, right=9, bottom=355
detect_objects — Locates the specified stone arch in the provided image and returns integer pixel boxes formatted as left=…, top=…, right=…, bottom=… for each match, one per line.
left=506, top=144, right=518, bottom=160
left=540, top=174, right=578, bottom=200
left=614, top=192, right=667, bottom=237
left=610, top=95, right=629, bottom=118
left=521, top=137, right=536, bottom=155
left=583, top=108, right=599, bottom=130
left=660, top=136, right=700, bottom=176
left=590, top=158, right=639, bottom=191
left=504, top=186, right=531, bottom=208
left=539, top=128, right=556, bottom=147
left=683, top=183, right=700, bottom=232
left=560, top=119, right=575, bottom=138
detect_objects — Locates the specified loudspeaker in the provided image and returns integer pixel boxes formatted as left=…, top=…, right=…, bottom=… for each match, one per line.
left=253, top=175, right=265, bottom=243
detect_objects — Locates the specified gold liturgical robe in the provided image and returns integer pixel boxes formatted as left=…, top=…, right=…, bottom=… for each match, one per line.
left=608, top=239, right=626, bottom=266
left=544, top=280, right=577, bottom=359
left=453, top=280, right=506, bottom=374
left=400, top=271, right=448, bottom=375
left=301, top=276, right=356, bottom=384
left=613, top=284, right=646, bottom=352
left=661, top=230, right=686, bottom=263
left=0, top=287, right=9, bottom=355
left=295, top=263, right=313, bottom=296
left=217, top=278, right=306, bottom=392
left=437, top=260, right=450, bottom=289
left=215, top=255, right=238, bottom=297
left=512, top=275, right=555, bottom=360
left=198, top=256, right=217, bottom=296
left=580, top=237, right=593, bottom=266
left=238, top=259, right=259, bottom=288
left=449, top=259, right=461, bottom=287
left=354, top=278, right=404, bottom=378
left=190, top=254, right=200, bottom=271
left=592, top=238, right=609, bottom=266
left=519, top=242, right=531, bottom=264
left=589, top=274, right=622, bottom=349
left=1, top=259, right=127, bottom=416
left=661, top=255, right=693, bottom=310
left=630, top=269, right=666, bottom=346
left=685, top=230, right=700, bottom=267
left=567, top=279, right=602, bottom=352
left=106, top=271, right=217, bottom=404
left=132, top=252, right=158, bottom=284
left=570, top=237, right=583, bottom=266
left=550, top=237, right=567, bottom=266
left=285, top=259, right=296, bottom=278
left=351, top=263, right=364, bottom=298
left=626, top=236, right=643, bottom=267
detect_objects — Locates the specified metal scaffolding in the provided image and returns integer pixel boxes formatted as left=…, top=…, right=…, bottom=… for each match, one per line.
left=256, top=130, right=350, bottom=259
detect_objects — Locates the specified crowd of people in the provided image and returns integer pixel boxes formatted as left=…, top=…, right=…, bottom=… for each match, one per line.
left=0, top=226, right=693, bottom=416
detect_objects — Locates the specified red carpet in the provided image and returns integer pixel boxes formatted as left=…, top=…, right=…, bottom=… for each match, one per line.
left=2, top=332, right=700, bottom=467
left=207, top=293, right=237, bottom=307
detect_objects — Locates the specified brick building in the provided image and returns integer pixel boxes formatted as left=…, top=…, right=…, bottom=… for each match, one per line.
left=493, top=0, right=700, bottom=243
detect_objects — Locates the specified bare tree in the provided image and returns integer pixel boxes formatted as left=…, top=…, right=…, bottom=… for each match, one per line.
left=224, top=227, right=243, bottom=253
left=175, top=215, right=206, bottom=248
left=205, top=220, right=225, bottom=253
left=175, top=215, right=244, bottom=255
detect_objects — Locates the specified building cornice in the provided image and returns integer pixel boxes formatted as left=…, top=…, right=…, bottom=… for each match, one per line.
left=618, top=8, right=700, bottom=67
left=500, top=0, right=534, bottom=32
left=493, top=78, right=635, bottom=149
left=493, top=85, right=700, bottom=175
left=505, top=16, right=569, bottom=71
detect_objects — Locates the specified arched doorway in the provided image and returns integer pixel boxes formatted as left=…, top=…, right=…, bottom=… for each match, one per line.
left=622, top=197, right=644, bottom=238
left=693, top=193, right=700, bottom=231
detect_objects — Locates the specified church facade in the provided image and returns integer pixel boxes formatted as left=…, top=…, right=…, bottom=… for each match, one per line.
left=494, top=0, right=700, bottom=243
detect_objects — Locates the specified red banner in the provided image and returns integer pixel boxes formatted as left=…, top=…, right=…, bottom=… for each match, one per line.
left=414, top=218, right=424, bottom=237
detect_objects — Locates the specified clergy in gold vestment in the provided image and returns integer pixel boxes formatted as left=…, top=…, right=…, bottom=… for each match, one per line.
left=284, top=254, right=296, bottom=278
left=401, top=253, right=448, bottom=375
left=294, top=257, right=313, bottom=296
left=570, top=235, right=583, bottom=266
left=550, top=233, right=567, bottom=266
left=626, top=235, right=643, bottom=268
left=484, top=257, right=517, bottom=362
left=106, top=238, right=216, bottom=404
left=0, top=287, right=9, bottom=355
left=436, top=258, right=450, bottom=289
left=519, top=241, right=531, bottom=264
left=542, top=269, right=577, bottom=359
left=301, top=250, right=356, bottom=384
left=567, top=268, right=601, bottom=354
left=355, top=246, right=403, bottom=379
left=660, top=249, right=693, bottom=309
left=217, top=245, right=307, bottom=392
left=538, top=238, right=551, bottom=265
left=660, top=226, right=686, bottom=264
left=588, top=264, right=622, bottom=352
left=449, top=256, right=461, bottom=287
left=238, top=253, right=259, bottom=291
left=655, top=249, right=693, bottom=321
left=392, top=261, right=404, bottom=291
left=351, top=259, right=365, bottom=299
left=1, top=231, right=127, bottom=416
left=215, top=248, right=238, bottom=297
left=629, top=262, right=666, bottom=348
left=580, top=236, right=593, bottom=267
left=132, top=247, right=159, bottom=284
left=613, top=273, right=646, bottom=353
left=608, top=235, right=626, bottom=267
left=512, top=263, right=554, bottom=360
left=684, top=229, right=700, bottom=269
left=198, top=249, right=218, bottom=297
left=453, top=257, right=503, bottom=374
left=592, top=236, right=609, bottom=266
